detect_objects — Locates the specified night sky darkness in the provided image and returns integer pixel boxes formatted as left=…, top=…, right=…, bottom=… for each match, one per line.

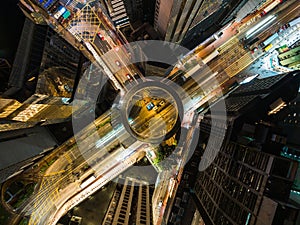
left=0, top=0, right=25, bottom=63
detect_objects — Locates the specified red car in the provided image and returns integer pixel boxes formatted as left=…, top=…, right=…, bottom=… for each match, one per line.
left=126, top=74, right=133, bottom=82
left=97, top=32, right=105, bottom=40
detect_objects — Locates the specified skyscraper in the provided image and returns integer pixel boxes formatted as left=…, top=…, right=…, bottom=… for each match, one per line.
left=7, top=18, right=48, bottom=92
left=105, top=0, right=130, bottom=28
left=0, top=59, right=11, bottom=93
left=102, top=177, right=152, bottom=225
left=194, top=141, right=299, bottom=225
left=193, top=71, right=300, bottom=225
left=123, top=0, right=156, bottom=25
left=0, top=126, right=57, bottom=183
left=0, top=15, right=85, bottom=183
left=6, top=17, right=82, bottom=97
left=153, top=0, right=223, bottom=43
left=0, top=15, right=86, bottom=128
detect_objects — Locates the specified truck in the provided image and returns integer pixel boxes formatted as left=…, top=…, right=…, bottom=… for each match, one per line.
left=202, top=50, right=219, bottom=64
left=80, top=173, right=96, bottom=189
left=288, top=17, right=300, bottom=27
left=261, top=0, right=283, bottom=16
left=261, top=32, right=279, bottom=47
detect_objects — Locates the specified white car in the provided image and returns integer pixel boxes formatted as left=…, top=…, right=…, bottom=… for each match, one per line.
left=159, top=100, right=165, bottom=106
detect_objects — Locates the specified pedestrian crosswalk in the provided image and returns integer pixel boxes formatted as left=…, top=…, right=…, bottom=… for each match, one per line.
left=225, top=52, right=253, bottom=77
left=218, top=37, right=239, bottom=53
left=29, top=176, right=63, bottom=225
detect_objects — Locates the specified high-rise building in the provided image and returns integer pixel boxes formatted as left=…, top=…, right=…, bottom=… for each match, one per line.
left=180, top=0, right=269, bottom=49
left=194, top=141, right=299, bottom=225
left=102, top=177, right=152, bottom=225
left=200, top=72, right=300, bottom=142
left=0, top=58, right=11, bottom=93
left=105, top=0, right=130, bottom=28
left=158, top=72, right=300, bottom=225
left=162, top=142, right=203, bottom=225
left=7, top=18, right=48, bottom=92
left=274, top=92, right=300, bottom=199
left=192, top=72, right=300, bottom=225
left=0, top=8, right=85, bottom=182
left=235, top=0, right=267, bottom=22
left=153, top=0, right=223, bottom=43
left=280, top=93, right=300, bottom=151
left=0, top=15, right=86, bottom=129
left=123, top=0, right=156, bottom=25
left=6, top=17, right=82, bottom=98
left=0, top=126, right=57, bottom=183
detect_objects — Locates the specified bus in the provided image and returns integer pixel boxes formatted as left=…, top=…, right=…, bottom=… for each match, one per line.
left=260, top=0, right=283, bottom=16
left=289, top=17, right=300, bottom=27
left=261, top=32, right=279, bottom=48
left=243, top=37, right=260, bottom=49
left=202, top=50, right=219, bottom=64
left=184, top=64, right=201, bottom=80
left=245, top=15, right=277, bottom=40
left=80, top=172, right=96, bottom=189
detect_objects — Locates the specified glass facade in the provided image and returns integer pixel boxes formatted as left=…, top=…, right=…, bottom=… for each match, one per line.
left=154, top=0, right=222, bottom=43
